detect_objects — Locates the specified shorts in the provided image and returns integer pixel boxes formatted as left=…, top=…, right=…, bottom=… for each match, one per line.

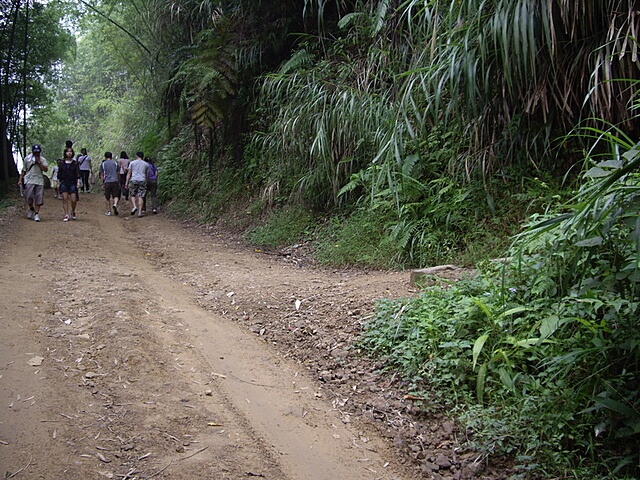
left=104, top=181, right=121, bottom=199
left=24, top=184, right=44, bottom=206
left=129, top=180, right=147, bottom=198
left=59, top=181, right=78, bottom=195
left=51, top=179, right=59, bottom=188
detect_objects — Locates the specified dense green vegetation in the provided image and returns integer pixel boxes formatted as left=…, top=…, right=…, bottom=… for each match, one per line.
left=0, top=0, right=75, bottom=184
left=359, top=126, right=640, bottom=477
left=2, top=0, right=639, bottom=477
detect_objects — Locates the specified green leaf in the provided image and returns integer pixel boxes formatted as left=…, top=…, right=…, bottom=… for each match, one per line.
left=540, top=315, right=560, bottom=339
left=594, top=396, right=640, bottom=418
left=585, top=166, right=609, bottom=178
left=498, top=366, right=514, bottom=390
left=575, top=236, right=603, bottom=247
left=472, top=297, right=494, bottom=320
left=476, top=362, right=487, bottom=404
left=513, top=338, right=540, bottom=348
left=596, top=160, right=624, bottom=169
left=499, top=306, right=529, bottom=317
left=622, top=148, right=640, bottom=161
left=472, top=334, right=489, bottom=370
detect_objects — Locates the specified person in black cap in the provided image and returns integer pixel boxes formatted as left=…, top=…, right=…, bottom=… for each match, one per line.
left=18, top=144, right=49, bottom=222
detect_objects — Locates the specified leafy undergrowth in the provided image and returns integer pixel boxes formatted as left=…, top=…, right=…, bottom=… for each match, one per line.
left=357, top=141, right=640, bottom=479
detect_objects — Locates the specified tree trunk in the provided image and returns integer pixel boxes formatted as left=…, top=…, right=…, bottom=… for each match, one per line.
left=0, top=115, right=18, bottom=182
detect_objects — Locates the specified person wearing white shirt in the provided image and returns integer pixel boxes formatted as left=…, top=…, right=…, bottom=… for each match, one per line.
left=18, top=144, right=49, bottom=222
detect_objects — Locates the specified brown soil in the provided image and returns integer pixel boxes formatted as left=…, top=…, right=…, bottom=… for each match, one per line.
left=0, top=191, right=505, bottom=479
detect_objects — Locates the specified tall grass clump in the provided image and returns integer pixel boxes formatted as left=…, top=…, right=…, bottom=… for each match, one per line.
left=313, top=206, right=404, bottom=269
left=357, top=128, right=640, bottom=477
left=245, top=205, right=315, bottom=248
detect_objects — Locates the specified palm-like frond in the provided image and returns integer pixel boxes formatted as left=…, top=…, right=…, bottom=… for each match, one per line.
left=395, top=0, right=640, bottom=174
left=169, top=27, right=237, bottom=131
left=256, top=63, right=398, bottom=208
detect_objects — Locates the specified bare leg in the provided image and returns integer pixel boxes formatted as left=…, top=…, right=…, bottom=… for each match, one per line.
left=136, top=196, right=144, bottom=215
left=62, top=192, right=69, bottom=215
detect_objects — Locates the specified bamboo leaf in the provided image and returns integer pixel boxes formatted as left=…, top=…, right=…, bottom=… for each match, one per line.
left=473, top=334, right=490, bottom=370
left=540, top=315, right=560, bottom=339
left=498, top=366, right=514, bottom=390
left=476, top=362, right=487, bottom=404
left=585, top=166, right=609, bottom=178
left=575, top=236, right=603, bottom=247
left=593, top=396, right=640, bottom=418
left=472, top=297, right=494, bottom=321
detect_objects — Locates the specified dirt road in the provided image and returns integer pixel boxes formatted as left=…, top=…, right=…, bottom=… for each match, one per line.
left=0, top=191, right=425, bottom=479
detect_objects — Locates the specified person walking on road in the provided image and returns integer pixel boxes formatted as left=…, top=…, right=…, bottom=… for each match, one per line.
left=51, top=159, right=61, bottom=199
left=117, top=151, right=131, bottom=201
left=99, top=151, right=121, bottom=216
left=18, top=144, right=49, bottom=222
left=143, top=156, right=159, bottom=214
left=58, top=147, right=80, bottom=221
left=126, top=151, right=148, bottom=218
left=77, top=148, right=92, bottom=193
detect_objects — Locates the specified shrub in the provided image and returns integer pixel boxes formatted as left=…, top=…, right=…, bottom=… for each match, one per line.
left=313, top=207, right=404, bottom=269
left=245, top=205, right=314, bottom=248
left=358, top=134, right=640, bottom=477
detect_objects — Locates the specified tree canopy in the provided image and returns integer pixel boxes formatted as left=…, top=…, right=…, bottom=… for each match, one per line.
left=0, top=0, right=74, bottom=180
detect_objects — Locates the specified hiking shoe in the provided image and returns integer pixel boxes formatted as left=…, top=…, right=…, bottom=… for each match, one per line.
left=72, top=212, right=77, bottom=220
left=33, top=213, right=40, bottom=222
left=105, top=211, right=111, bottom=216
left=131, top=207, right=137, bottom=215
left=63, top=214, right=69, bottom=222
left=27, top=210, right=34, bottom=219
left=152, top=209, right=157, bottom=214
left=113, top=205, right=119, bottom=216
left=138, top=212, right=144, bottom=218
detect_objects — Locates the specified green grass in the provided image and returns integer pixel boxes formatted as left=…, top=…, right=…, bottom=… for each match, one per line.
left=355, top=143, right=640, bottom=478
left=0, top=198, right=15, bottom=209
left=312, top=207, right=404, bottom=269
left=245, top=205, right=315, bottom=248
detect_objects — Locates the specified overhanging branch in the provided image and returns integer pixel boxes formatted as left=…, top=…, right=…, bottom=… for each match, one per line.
left=78, top=0, right=151, bottom=55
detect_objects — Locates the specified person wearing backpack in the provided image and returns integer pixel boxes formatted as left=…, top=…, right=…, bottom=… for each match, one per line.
left=77, top=148, right=92, bottom=193
left=18, top=144, right=49, bottom=222
left=99, top=151, right=121, bottom=216
left=126, top=151, right=148, bottom=218
left=117, top=151, right=131, bottom=201
left=58, top=146, right=80, bottom=221
left=143, top=157, right=159, bottom=214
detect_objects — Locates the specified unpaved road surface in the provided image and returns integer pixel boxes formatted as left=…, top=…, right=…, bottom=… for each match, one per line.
left=0, top=191, right=411, bottom=480
left=0, top=191, right=496, bottom=480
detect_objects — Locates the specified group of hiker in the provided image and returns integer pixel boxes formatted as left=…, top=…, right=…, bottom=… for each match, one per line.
left=18, top=141, right=159, bottom=222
